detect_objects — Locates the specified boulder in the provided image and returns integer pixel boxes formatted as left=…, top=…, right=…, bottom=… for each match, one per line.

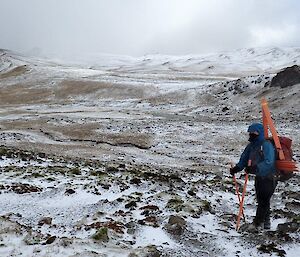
left=277, top=221, right=300, bottom=234
left=129, top=245, right=161, bottom=257
left=38, top=217, right=52, bottom=226
left=43, top=235, right=56, bottom=245
left=164, top=215, right=186, bottom=236
left=271, top=65, right=300, bottom=88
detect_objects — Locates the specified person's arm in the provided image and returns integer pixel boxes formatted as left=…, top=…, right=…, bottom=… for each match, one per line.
left=236, top=144, right=251, bottom=171
left=231, top=144, right=251, bottom=175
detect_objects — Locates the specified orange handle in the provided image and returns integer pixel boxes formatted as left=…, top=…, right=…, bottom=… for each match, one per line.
left=233, top=175, right=245, bottom=220
left=236, top=173, right=248, bottom=231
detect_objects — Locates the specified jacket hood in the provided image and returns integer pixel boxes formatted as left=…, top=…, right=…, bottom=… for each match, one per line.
left=247, top=123, right=265, bottom=142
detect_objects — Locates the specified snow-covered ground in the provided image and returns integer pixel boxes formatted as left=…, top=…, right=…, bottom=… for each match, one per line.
left=0, top=47, right=299, bottom=257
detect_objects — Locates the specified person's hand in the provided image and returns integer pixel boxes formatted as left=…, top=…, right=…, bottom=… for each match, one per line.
left=245, top=165, right=257, bottom=174
left=230, top=165, right=240, bottom=176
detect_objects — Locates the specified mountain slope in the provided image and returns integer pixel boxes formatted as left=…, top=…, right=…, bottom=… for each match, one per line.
left=0, top=47, right=299, bottom=257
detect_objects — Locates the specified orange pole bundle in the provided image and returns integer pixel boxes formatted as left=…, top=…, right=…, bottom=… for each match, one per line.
left=261, top=98, right=285, bottom=160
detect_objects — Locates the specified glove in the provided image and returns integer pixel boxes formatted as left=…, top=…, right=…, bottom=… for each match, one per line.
left=230, top=165, right=240, bottom=176
left=245, top=165, right=257, bottom=174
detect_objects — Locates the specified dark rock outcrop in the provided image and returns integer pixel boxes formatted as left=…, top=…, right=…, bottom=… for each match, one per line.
left=271, top=65, right=300, bottom=88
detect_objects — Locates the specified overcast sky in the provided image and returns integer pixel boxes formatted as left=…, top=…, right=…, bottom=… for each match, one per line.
left=0, top=0, right=299, bottom=57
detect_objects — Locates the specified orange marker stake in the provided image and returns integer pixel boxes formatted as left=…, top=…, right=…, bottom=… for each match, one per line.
left=236, top=159, right=251, bottom=231
left=231, top=162, right=245, bottom=221
left=233, top=175, right=245, bottom=221
left=236, top=173, right=248, bottom=231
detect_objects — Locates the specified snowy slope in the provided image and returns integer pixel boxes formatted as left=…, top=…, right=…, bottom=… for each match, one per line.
left=0, top=47, right=299, bottom=257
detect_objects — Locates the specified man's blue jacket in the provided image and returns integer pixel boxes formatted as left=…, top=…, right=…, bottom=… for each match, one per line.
left=236, top=123, right=276, bottom=177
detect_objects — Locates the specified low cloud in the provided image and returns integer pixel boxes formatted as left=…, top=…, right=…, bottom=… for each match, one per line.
left=0, top=0, right=299, bottom=57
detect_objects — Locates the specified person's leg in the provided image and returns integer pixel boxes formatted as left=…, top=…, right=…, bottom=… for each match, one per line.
left=264, top=209, right=271, bottom=229
left=264, top=177, right=277, bottom=229
left=254, top=177, right=265, bottom=226
left=254, top=177, right=275, bottom=227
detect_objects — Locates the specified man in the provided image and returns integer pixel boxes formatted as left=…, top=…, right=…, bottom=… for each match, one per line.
left=230, top=123, right=277, bottom=230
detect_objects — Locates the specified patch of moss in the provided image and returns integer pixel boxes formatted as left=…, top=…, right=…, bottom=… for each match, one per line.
left=166, top=197, right=184, bottom=212
left=49, top=166, right=67, bottom=175
left=0, top=147, right=8, bottom=156
left=90, top=170, right=106, bottom=177
left=92, top=227, right=109, bottom=242
left=31, top=173, right=45, bottom=178
left=69, top=167, right=81, bottom=175
left=292, top=215, right=300, bottom=223
left=201, top=200, right=215, bottom=214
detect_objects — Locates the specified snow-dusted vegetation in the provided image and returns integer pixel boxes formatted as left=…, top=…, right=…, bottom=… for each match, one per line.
left=0, top=47, right=299, bottom=257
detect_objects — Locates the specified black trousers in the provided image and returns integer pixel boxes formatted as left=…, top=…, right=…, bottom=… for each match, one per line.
left=254, top=176, right=277, bottom=225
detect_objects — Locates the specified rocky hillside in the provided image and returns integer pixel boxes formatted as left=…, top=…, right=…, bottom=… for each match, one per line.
left=0, top=48, right=299, bottom=257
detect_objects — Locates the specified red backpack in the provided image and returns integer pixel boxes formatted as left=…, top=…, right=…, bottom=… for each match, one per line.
left=268, top=136, right=295, bottom=181
left=261, top=98, right=298, bottom=181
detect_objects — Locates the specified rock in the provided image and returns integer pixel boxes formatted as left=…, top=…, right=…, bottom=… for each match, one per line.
left=101, top=184, right=111, bottom=190
left=277, top=221, right=300, bottom=234
left=0, top=217, right=23, bottom=234
left=222, top=106, right=230, bottom=112
left=10, top=183, right=42, bottom=194
left=282, top=191, right=300, bottom=201
left=285, top=200, right=300, bottom=210
left=38, top=217, right=52, bottom=226
left=125, top=221, right=137, bottom=235
left=271, top=65, right=300, bottom=88
left=257, top=243, right=286, bottom=257
left=140, top=205, right=160, bottom=211
left=140, top=205, right=160, bottom=216
left=65, top=189, right=76, bottom=195
left=130, top=177, right=142, bottom=185
left=38, top=152, right=46, bottom=158
left=118, top=163, right=126, bottom=170
left=256, top=77, right=262, bottom=83
left=125, top=201, right=137, bottom=209
left=138, top=216, right=159, bottom=227
left=68, top=251, right=106, bottom=257
left=43, top=235, right=56, bottom=245
left=187, top=189, right=197, bottom=196
left=60, top=237, right=73, bottom=247
left=86, top=221, right=124, bottom=234
left=69, top=167, right=81, bottom=175
left=92, top=227, right=109, bottom=242
left=264, top=81, right=271, bottom=87
left=166, top=197, right=184, bottom=212
left=164, top=215, right=186, bottom=236
left=105, top=164, right=119, bottom=172
left=129, top=245, right=162, bottom=257
left=24, top=231, right=44, bottom=245
left=201, top=200, right=215, bottom=214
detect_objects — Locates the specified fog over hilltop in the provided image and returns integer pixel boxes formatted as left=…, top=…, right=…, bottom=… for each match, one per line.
left=0, top=0, right=300, bottom=58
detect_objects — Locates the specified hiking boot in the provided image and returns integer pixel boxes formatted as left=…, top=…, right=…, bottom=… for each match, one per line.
left=242, top=222, right=263, bottom=233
